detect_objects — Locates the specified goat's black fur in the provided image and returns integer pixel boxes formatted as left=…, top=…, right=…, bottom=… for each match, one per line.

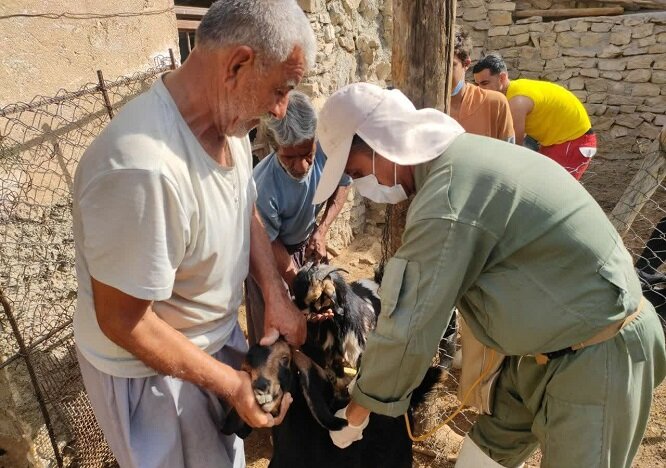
left=269, top=364, right=443, bottom=468
left=226, top=263, right=443, bottom=467
left=274, top=264, right=442, bottom=468
left=221, top=343, right=347, bottom=439
left=294, top=263, right=379, bottom=375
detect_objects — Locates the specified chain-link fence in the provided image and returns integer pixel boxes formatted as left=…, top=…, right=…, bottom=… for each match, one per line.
left=0, top=53, right=175, bottom=467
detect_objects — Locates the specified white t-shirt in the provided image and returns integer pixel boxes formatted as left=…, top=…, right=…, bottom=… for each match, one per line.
left=73, top=77, right=256, bottom=378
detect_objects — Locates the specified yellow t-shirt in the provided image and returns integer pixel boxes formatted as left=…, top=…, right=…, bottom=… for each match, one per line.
left=506, top=79, right=591, bottom=147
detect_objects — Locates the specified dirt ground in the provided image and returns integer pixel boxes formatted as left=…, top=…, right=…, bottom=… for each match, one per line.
left=239, top=234, right=666, bottom=467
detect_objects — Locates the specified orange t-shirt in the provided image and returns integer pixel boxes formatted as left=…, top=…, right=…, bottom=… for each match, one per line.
left=452, top=84, right=515, bottom=142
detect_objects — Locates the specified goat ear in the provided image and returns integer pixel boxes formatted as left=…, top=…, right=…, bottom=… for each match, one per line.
left=292, top=351, right=348, bottom=431
left=220, top=409, right=252, bottom=439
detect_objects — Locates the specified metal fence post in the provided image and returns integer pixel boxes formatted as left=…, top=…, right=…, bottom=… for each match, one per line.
left=169, top=48, right=177, bottom=70
left=0, top=289, right=64, bottom=467
left=96, top=70, right=114, bottom=120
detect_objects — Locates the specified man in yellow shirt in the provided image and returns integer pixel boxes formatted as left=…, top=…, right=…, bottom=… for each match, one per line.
left=473, top=53, right=597, bottom=180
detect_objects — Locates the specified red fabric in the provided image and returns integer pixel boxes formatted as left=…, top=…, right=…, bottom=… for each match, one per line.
left=539, top=132, right=597, bottom=180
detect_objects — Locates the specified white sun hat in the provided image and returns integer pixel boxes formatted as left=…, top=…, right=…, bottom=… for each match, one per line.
left=313, top=82, right=465, bottom=204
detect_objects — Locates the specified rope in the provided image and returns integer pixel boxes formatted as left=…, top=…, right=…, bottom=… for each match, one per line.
left=404, top=350, right=497, bottom=443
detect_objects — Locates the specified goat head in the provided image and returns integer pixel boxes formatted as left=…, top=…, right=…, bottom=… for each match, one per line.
left=221, top=339, right=347, bottom=439
left=292, top=261, right=349, bottom=317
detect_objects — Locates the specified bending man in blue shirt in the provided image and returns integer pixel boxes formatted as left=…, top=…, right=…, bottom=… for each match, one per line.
left=246, top=91, right=352, bottom=344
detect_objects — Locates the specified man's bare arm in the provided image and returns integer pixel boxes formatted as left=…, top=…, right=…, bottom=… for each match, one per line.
left=249, top=206, right=306, bottom=346
left=307, top=185, right=351, bottom=261
left=92, top=278, right=289, bottom=427
left=271, top=238, right=299, bottom=289
left=508, top=95, right=534, bottom=146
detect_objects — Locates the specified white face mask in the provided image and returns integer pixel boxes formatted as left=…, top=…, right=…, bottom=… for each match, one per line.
left=353, top=151, right=408, bottom=204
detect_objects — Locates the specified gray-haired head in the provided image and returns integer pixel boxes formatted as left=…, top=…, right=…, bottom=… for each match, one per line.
left=265, top=91, right=317, bottom=147
left=472, top=53, right=507, bottom=76
left=196, top=0, right=316, bottom=69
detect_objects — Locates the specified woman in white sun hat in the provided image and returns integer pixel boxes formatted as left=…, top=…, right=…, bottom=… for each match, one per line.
left=317, top=82, right=665, bottom=468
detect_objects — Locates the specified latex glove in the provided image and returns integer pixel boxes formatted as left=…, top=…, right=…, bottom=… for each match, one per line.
left=329, top=406, right=369, bottom=449
left=347, top=375, right=357, bottom=394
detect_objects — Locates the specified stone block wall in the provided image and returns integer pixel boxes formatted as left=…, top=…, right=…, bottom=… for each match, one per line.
left=515, top=1, right=660, bottom=12
left=457, top=1, right=666, bottom=156
left=313, top=2, right=666, bottom=248
left=294, top=0, right=394, bottom=249
left=298, top=0, right=393, bottom=103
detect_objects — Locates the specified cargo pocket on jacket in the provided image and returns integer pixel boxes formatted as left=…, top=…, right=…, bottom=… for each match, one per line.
left=379, top=257, right=409, bottom=317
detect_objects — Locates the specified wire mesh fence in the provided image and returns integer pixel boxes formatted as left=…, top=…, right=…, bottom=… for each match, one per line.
left=0, top=53, right=174, bottom=467
left=0, top=50, right=664, bottom=467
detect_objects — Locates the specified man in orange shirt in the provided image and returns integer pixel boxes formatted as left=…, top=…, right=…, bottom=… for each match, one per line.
left=473, top=53, right=596, bottom=180
left=449, top=27, right=515, bottom=143
left=444, top=27, right=516, bottom=372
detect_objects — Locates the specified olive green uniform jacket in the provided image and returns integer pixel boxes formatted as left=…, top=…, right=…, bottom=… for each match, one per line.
left=352, top=133, right=666, bottom=467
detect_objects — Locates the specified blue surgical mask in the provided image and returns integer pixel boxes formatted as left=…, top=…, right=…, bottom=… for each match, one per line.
left=353, top=151, right=408, bottom=205
left=451, top=79, right=465, bottom=97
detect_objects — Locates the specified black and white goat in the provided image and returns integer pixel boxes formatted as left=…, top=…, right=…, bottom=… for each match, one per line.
left=224, top=263, right=443, bottom=468
left=292, top=262, right=380, bottom=388
left=221, top=339, right=348, bottom=440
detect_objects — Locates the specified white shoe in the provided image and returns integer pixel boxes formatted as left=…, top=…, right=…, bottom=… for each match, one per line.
left=455, top=435, right=524, bottom=468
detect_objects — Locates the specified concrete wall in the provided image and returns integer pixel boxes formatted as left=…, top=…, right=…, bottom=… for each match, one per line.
left=0, top=0, right=179, bottom=105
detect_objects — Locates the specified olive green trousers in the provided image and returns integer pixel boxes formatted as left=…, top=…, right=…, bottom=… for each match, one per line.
left=470, top=306, right=666, bottom=468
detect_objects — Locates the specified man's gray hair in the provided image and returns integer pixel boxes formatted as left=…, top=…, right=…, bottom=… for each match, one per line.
left=265, top=91, right=317, bottom=147
left=197, top=0, right=316, bottom=69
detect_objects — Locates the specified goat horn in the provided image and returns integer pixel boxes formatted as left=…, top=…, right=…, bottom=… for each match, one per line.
left=312, top=266, right=349, bottom=281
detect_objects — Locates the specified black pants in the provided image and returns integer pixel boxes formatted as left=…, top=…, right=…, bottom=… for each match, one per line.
left=636, top=217, right=666, bottom=320
left=636, top=217, right=666, bottom=274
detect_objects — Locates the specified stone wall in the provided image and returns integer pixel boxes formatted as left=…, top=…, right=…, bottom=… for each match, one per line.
left=297, top=0, right=393, bottom=103
left=516, top=1, right=643, bottom=10
left=295, top=0, right=394, bottom=250
left=315, top=1, right=666, bottom=249
left=515, top=1, right=662, bottom=12
left=458, top=1, right=666, bottom=156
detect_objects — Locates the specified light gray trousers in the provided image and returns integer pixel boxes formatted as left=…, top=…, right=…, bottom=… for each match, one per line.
left=77, top=325, right=248, bottom=468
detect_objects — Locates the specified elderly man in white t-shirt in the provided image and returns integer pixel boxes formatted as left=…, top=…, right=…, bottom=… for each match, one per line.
left=72, top=2, right=315, bottom=467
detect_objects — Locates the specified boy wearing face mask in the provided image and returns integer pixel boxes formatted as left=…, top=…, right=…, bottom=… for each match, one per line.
left=247, top=91, right=351, bottom=345
left=449, top=26, right=515, bottom=144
